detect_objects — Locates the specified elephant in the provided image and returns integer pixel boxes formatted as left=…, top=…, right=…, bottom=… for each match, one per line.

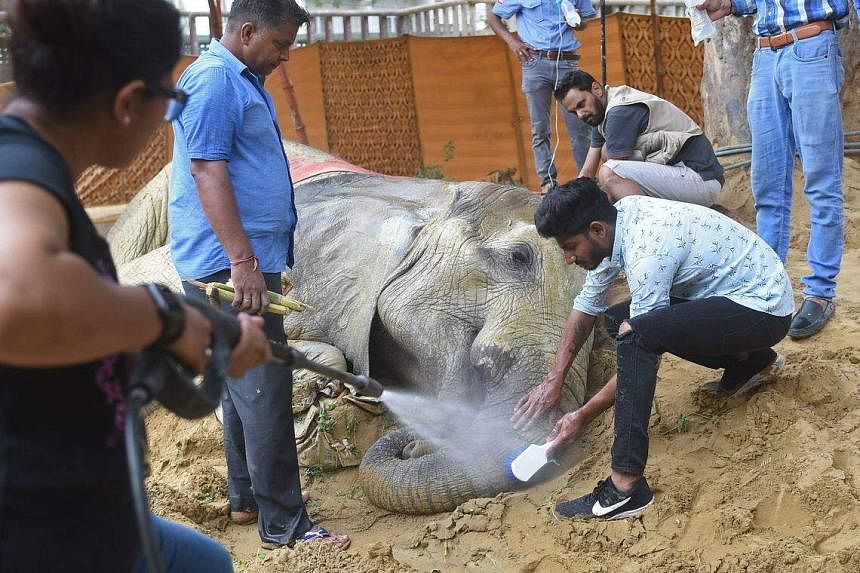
left=108, top=142, right=591, bottom=515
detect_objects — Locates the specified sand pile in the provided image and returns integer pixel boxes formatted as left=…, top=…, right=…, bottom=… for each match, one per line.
left=144, top=156, right=860, bottom=572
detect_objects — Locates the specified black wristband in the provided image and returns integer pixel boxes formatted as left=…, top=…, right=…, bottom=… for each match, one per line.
left=144, top=283, right=186, bottom=348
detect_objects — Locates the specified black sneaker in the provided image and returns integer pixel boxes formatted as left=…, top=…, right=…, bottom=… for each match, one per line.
left=789, top=297, right=834, bottom=339
left=553, top=476, right=654, bottom=520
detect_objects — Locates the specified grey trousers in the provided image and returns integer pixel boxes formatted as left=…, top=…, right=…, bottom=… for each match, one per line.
left=521, top=56, right=591, bottom=187
left=182, top=270, right=312, bottom=545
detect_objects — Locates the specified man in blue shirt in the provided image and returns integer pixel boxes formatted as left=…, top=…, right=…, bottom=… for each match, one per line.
left=489, top=0, right=597, bottom=194
left=702, top=0, right=854, bottom=339
left=170, top=0, right=349, bottom=551
left=512, top=179, right=793, bottom=519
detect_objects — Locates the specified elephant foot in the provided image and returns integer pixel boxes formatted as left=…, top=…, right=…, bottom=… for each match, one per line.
left=401, top=439, right=437, bottom=459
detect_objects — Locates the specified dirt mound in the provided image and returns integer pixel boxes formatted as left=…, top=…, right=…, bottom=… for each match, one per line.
left=143, top=158, right=860, bottom=572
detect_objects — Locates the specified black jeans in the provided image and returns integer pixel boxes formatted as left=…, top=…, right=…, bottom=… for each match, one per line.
left=183, top=270, right=312, bottom=545
left=605, top=297, right=791, bottom=476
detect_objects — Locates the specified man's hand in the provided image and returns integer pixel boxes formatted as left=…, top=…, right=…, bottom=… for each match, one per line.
left=545, top=409, right=589, bottom=460
left=227, top=313, right=272, bottom=378
left=231, top=263, right=268, bottom=315
left=507, top=38, right=537, bottom=63
left=702, top=0, right=732, bottom=20
left=512, top=375, right=562, bottom=430
left=167, top=303, right=213, bottom=374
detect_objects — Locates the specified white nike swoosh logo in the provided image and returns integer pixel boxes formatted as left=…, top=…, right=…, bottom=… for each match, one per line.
left=592, top=497, right=630, bottom=516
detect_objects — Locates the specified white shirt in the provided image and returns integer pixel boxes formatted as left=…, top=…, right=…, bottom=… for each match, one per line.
left=573, top=196, right=795, bottom=318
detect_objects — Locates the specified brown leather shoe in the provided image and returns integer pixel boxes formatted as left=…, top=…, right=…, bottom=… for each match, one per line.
left=230, top=510, right=258, bottom=525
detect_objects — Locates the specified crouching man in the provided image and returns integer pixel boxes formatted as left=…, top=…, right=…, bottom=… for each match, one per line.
left=555, top=70, right=724, bottom=207
left=512, top=179, right=793, bottom=519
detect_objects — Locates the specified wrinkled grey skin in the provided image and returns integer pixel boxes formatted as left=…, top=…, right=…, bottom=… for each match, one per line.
left=108, top=143, right=590, bottom=515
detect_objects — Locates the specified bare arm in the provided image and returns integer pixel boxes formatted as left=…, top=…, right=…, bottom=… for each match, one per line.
left=487, top=12, right=536, bottom=63
left=545, top=374, right=616, bottom=458
left=512, top=309, right=597, bottom=430
left=0, top=182, right=272, bottom=376
left=578, top=146, right=603, bottom=178
left=0, top=183, right=183, bottom=366
left=191, top=159, right=267, bottom=315
left=701, top=0, right=733, bottom=20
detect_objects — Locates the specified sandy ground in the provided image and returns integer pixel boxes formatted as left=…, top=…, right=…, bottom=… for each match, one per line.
left=145, top=157, right=860, bottom=572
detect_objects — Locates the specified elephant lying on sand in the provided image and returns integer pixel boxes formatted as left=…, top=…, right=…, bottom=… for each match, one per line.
left=109, top=142, right=591, bottom=515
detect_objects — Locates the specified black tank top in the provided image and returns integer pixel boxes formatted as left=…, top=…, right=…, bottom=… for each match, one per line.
left=0, top=114, right=138, bottom=572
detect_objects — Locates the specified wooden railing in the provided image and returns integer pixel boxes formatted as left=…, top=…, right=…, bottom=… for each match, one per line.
left=0, top=4, right=689, bottom=61
left=179, top=0, right=687, bottom=54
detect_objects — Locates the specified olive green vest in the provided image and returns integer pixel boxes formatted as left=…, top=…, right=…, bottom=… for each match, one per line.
left=598, top=86, right=702, bottom=165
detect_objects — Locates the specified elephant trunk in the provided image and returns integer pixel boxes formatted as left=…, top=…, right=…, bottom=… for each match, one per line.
left=358, top=400, right=544, bottom=514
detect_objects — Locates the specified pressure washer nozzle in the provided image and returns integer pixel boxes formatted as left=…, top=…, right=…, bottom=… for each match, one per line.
left=349, top=374, right=384, bottom=398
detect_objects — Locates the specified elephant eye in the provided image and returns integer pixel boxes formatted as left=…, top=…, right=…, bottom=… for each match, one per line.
left=509, top=245, right=532, bottom=267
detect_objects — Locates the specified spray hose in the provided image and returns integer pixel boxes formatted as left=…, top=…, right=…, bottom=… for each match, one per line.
left=127, top=292, right=383, bottom=572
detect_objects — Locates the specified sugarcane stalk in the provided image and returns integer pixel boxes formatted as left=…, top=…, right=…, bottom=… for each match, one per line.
left=186, top=279, right=311, bottom=314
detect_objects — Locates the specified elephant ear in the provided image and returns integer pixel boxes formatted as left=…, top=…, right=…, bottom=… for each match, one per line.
left=283, top=173, right=451, bottom=375
left=441, top=181, right=541, bottom=234
left=106, top=163, right=172, bottom=265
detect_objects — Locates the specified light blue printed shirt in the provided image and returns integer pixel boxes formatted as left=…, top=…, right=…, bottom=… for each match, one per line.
left=493, top=0, right=597, bottom=51
left=730, top=0, right=853, bottom=36
left=169, top=40, right=298, bottom=280
left=573, top=196, right=795, bottom=319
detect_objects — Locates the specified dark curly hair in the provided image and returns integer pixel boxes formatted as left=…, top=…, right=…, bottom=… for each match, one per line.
left=535, top=178, right=617, bottom=239
left=8, top=0, right=181, bottom=115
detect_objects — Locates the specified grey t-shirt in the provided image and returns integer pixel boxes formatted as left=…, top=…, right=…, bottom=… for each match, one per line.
left=591, top=103, right=724, bottom=185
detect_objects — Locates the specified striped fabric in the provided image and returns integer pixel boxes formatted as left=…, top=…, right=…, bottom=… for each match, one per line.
left=730, top=0, right=853, bottom=36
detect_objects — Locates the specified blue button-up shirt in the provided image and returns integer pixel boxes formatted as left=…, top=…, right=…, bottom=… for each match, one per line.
left=730, top=0, right=853, bottom=36
left=493, top=0, right=597, bottom=51
left=573, top=196, right=795, bottom=319
left=169, top=39, right=298, bottom=280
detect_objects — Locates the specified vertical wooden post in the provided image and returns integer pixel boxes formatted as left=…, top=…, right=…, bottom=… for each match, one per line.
left=207, top=0, right=224, bottom=41
left=344, top=16, right=352, bottom=41
left=361, top=16, right=369, bottom=40
left=650, top=0, right=665, bottom=96
left=279, top=64, right=309, bottom=145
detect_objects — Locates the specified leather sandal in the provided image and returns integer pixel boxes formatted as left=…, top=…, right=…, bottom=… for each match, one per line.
left=230, top=509, right=257, bottom=525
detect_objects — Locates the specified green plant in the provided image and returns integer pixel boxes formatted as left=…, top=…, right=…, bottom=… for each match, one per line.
left=345, top=417, right=358, bottom=436
left=304, top=464, right=324, bottom=481
left=316, top=403, right=336, bottom=433
left=417, top=140, right=456, bottom=180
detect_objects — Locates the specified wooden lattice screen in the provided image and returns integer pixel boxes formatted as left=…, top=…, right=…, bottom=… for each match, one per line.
left=618, top=13, right=705, bottom=126
left=75, top=125, right=171, bottom=206
left=318, top=38, right=423, bottom=177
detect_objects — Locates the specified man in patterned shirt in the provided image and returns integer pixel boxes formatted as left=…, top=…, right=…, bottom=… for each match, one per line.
left=702, top=0, right=855, bottom=338
left=512, top=178, right=794, bottom=520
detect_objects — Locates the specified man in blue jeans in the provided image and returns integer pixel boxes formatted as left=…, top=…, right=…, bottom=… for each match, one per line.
left=169, top=0, right=348, bottom=551
left=489, top=0, right=596, bottom=194
left=512, top=179, right=794, bottom=519
left=703, top=0, right=854, bottom=338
